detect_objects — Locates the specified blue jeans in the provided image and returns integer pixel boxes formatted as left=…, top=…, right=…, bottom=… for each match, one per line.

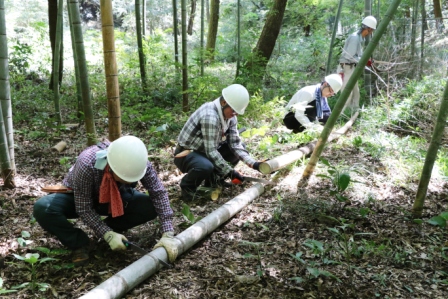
left=174, top=142, right=241, bottom=192
left=33, top=188, right=158, bottom=250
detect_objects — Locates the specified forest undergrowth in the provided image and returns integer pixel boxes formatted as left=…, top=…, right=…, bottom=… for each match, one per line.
left=0, top=70, right=447, bottom=298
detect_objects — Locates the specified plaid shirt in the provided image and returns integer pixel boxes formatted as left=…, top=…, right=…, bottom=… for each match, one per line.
left=177, top=101, right=256, bottom=176
left=63, top=141, right=174, bottom=237
left=340, top=31, right=364, bottom=64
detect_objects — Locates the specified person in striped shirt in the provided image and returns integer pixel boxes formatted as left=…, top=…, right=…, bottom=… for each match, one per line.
left=34, top=136, right=178, bottom=266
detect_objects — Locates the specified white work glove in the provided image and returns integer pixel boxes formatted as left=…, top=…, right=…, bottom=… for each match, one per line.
left=290, top=101, right=310, bottom=112
left=153, top=232, right=179, bottom=263
left=310, top=123, right=324, bottom=132
left=104, top=231, right=127, bottom=251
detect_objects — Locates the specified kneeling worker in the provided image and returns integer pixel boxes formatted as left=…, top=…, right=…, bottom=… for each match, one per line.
left=174, top=84, right=266, bottom=201
left=34, top=136, right=178, bottom=266
left=283, top=74, right=343, bottom=133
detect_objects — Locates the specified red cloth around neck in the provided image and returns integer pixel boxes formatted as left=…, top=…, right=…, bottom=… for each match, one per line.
left=99, top=165, right=124, bottom=217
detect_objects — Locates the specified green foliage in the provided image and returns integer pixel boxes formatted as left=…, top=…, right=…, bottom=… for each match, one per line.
left=289, top=239, right=341, bottom=283
left=179, top=204, right=202, bottom=229
left=389, top=77, right=444, bottom=139
left=9, top=41, right=32, bottom=75
left=0, top=278, right=17, bottom=294
left=17, top=231, right=33, bottom=247
left=306, top=267, right=341, bottom=282
left=317, top=158, right=360, bottom=202
left=272, top=194, right=284, bottom=223
left=426, top=212, right=448, bottom=228
left=436, top=150, right=448, bottom=178
left=59, top=157, right=73, bottom=171
left=238, top=240, right=267, bottom=278
left=11, top=253, right=56, bottom=292
left=303, top=239, right=325, bottom=255
left=13, top=231, right=67, bottom=291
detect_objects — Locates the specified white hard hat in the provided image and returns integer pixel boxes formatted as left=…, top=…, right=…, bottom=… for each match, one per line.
left=325, top=74, right=343, bottom=93
left=362, top=16, right=377, bottom=29
left=107, top=136, right=148, bottom=182
left=222, top=84, right=250, bottom=115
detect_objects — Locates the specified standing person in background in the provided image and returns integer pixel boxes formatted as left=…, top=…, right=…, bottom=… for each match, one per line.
left=283, top=74, right=343, bottom=133
left=174, top=84, right=266, bottom=201
left=34, top=136, right=178, bottom=266
left=338, top=16, right=377, bottom=113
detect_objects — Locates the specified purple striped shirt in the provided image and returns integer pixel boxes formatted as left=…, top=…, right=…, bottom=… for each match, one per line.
left=63, top=141, right=174, bottom=237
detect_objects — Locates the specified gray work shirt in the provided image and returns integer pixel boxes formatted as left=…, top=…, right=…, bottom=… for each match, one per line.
left=339, top=31, right=364, bottom=64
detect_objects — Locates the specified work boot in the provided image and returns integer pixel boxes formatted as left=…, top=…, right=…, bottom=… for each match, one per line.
left=204, top=177, right=232, bottom=188
left=72, top=247, right=89, bottom=266
left=180, top=188, right=198, bottom=201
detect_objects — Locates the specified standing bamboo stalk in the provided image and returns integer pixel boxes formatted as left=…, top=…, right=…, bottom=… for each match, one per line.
left=412, top=79, right=448, bottom=217
left=172, top=0, right=179, bottom=65
left=66, top=0, right=83, bottom=118
left=135, top=0, right=147, bottom=90
left=325, top=0, right=343, bottom=75
left=100, top=0, right=121, bottom=141
left=235, top=0, right=240, bottom=77
left=0, top=0, right=15, bottom=188
left=68, top=0, right=97, bottom=145
left=200, top=0, right=204, bottom=76
left=52, top=0, right=63, bottom=124
left=298, top=0, right=404, bottom=187
left=181, top=0, right=188, bottom=111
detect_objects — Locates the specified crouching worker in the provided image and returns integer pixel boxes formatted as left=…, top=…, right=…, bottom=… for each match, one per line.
left=34, top=136, right=178, bottom=266
left=174, top=84, right=266, bottom=201
left=283, top=74, right=343, bottom=134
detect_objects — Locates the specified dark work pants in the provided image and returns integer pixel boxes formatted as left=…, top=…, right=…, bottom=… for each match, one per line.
left=33, top=188, right=158, bottom=250
left=283, top=110, right=331, bottom=134
left=174, top=142, right=241, bottom=192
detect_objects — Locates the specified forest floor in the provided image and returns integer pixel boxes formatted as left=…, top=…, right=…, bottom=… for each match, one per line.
left=0, top=119, right=447, bottom=299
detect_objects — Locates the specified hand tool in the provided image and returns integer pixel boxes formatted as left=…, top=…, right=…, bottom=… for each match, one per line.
left=231, top=176, right=274, bottom=185
left=123, top=240, right=173, bottom=269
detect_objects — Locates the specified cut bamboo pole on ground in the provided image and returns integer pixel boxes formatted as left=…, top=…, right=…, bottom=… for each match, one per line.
left=52, top=141, right=67, bottom=152
left=259, top=112, right=359, bottom=175
left=78, top=183, right=265, bottom=299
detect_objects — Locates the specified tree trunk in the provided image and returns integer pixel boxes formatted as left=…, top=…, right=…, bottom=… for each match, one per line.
left=298, top=0, right=404, bottom=187
left=52, top=0, right=63, bottom=124
left=326, top=0, right=343, bottom=75
left=205, top=0, right=219, bottom=62
left=48, top=0, right=63, bottom=90
left=67, top=0, right=83, bottom=118
left=235, top=0, right=240, bottom=77
left=187, top=0, right=196, bottom=35
left=181, top=0, right=188, bottom=111
left=419, top=0, right=426, bottom=79
left=0, top=0, right=15, bottom=188
left=100, top=0, right=122, bottom=141
left=68, top=0, right=97, bottom=146
left=410, top=0, right=418, bottom=59
left=142, top=0, right=146, bottom=36
left=135, top=0, right=147, bottom=90
left=421, top=0, right=428, bottom=30
left=433, top=0, right=444, bottom=32
left=412, top=78, right=448, bottom=217
left=200, top=0, right=204, bottom=76
left=172, top=0, right=179, bottom=65
left=363, top=0, right=372, bottom=102
left=239, top=0, right=287, bottom=86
